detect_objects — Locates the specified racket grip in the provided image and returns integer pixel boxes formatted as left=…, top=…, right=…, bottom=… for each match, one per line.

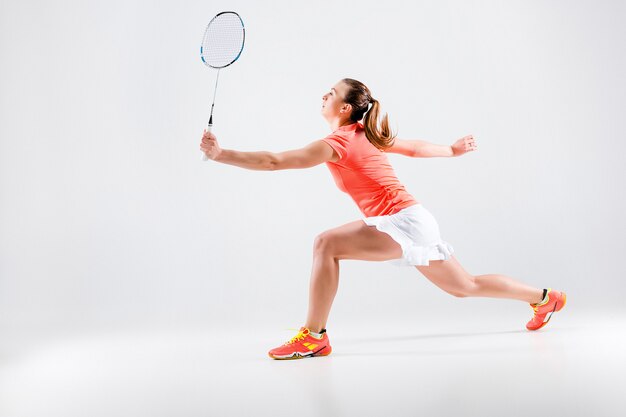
left=201, top=125, right=212, bottom=161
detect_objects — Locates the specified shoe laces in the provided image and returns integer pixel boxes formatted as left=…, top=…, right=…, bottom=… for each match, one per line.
left=284, top=327, right=309, bottom=345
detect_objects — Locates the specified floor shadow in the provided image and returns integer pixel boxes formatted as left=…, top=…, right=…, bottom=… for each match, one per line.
left=340, top=329, right=527, bottom=344
left=331, top=345, right=535, bottom=358
left=331, top=327, right=579, bottom=357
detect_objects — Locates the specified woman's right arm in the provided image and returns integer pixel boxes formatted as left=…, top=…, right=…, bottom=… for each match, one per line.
left=200, top=130, right=337, bottom=171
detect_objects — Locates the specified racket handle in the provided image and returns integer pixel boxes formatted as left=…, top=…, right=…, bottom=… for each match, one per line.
left=201, top=125, right=212, bottom=161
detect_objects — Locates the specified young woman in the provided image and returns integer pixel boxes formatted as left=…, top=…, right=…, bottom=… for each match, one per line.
left=200, top=78, right=567, bottom=360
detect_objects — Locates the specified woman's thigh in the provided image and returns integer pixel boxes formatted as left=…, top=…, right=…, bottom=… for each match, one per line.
left=315, top=220, right=403, bottom=261
left=414, top=255, right=475, bottom=296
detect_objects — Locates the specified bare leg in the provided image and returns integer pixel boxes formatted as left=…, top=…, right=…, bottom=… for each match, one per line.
left=304, top=252, right=339, bottom=333
left=415, top=255, right=544, bottom=304
left=472, top=273, right=544, bottom=303
left=304, top=220, right=403, bottom=332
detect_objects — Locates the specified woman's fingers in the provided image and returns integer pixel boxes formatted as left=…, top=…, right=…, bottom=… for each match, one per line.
left=201, top=132, right=218, bottom=149
left=464, top=135, right=477, bottom=150
left=199, top=131, right=221, bottom=160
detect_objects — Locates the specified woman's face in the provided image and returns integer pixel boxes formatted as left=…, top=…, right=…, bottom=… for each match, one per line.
left=321, top=81, right=350, bottom=121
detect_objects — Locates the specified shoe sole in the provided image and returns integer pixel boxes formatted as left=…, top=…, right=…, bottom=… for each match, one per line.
left=268, top=345, right=332, bottom=360
left=527, top=292, right=567, bottom=331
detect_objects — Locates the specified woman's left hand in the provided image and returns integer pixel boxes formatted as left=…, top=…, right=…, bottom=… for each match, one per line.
left=451, top=135, right=477, bottom=157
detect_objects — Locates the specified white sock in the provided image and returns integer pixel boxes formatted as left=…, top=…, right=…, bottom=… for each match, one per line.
left=535, top=289, right=550, bottom=306
left=309, top=330, right=324, bottom=339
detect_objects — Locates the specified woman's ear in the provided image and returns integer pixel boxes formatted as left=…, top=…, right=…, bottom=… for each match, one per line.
left=340, top=103, right=352, bottom=114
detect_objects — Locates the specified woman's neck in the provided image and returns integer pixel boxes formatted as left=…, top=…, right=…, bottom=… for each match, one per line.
left=329, top=117, right=355, bottom=131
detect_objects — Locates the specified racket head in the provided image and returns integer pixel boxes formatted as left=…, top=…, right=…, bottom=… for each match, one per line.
left=200, top=11, right=245, bottom=69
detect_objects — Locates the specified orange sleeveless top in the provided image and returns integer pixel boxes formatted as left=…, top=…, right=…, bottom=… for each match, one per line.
left=321, top=122, right=418, bottom=217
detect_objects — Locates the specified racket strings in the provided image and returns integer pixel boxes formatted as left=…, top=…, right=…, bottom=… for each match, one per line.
left=201, top=13, right=244, bottom=68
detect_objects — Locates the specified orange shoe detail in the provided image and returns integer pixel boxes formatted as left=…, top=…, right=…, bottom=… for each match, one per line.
left=268, top=327, right=332, bottom=360
left=526, top=289, right=567, bottom=331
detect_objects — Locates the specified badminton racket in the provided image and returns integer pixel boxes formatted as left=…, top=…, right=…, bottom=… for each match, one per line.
left=200, top=11, right=245, bottom=161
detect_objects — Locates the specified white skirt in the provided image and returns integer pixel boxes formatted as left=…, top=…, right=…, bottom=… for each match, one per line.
left=362, top=203, right=454, bottom=267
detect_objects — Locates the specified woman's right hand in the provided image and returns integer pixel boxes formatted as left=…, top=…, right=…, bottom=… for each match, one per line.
left=200, top=129, right=222, bottom=160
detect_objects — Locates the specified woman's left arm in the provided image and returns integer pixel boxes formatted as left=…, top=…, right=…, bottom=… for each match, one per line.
left=385, top=135, right=477, bottom=157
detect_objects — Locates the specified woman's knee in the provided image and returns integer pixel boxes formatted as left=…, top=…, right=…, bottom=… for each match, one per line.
left=447, top=277, right=477, bottom=298
left=448, top=289, right=471, bottom=298
left=313, top=231, right=336, bottom=255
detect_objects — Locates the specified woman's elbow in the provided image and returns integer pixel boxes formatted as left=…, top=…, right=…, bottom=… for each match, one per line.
left=267, top=153, right=283, bottom=171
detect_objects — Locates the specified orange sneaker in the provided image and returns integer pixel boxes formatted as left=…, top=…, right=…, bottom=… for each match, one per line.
left=526, top=288, right=567, bottom=331
left=268, top=326, right=332, bottom=360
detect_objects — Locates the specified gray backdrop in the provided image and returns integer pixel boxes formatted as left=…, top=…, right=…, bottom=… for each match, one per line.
left=1, top=0, right=625, bottom=339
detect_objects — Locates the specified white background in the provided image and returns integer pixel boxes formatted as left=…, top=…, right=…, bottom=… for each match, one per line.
left=1, top=0, right=625, bottom=342
left=2, top=1, right=626, bottom=416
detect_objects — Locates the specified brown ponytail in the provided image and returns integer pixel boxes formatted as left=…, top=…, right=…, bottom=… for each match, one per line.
left=341, top=78, right=396, bottom=150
